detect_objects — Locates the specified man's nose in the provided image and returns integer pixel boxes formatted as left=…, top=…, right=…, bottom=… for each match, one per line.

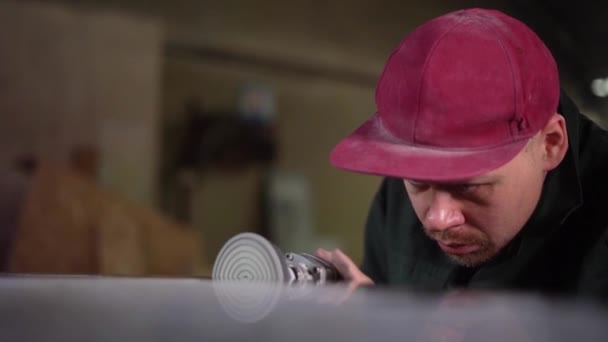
left=424, top=191, right=465, bottom=232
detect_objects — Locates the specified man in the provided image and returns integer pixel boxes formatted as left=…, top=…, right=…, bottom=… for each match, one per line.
left=316, top=8, right=608, bottom=296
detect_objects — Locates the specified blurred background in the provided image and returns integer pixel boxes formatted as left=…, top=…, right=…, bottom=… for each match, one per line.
left=0, top=0, right=607, bottom=278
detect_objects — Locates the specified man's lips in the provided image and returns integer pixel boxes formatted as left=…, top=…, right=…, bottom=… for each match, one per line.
left=437, top=241, right=481, bottom=255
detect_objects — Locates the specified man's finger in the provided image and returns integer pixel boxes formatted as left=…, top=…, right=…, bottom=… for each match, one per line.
left=315, top=248, right=348, bottom=278
left=334, top=249, right=360, bottom=275
left=327, top=249, right=354, bottom=279
left=314, top=248, right=328, bottom=257
left=314, top=248, right=373, bottom=284
left=314, top=248, right=331, bottom=261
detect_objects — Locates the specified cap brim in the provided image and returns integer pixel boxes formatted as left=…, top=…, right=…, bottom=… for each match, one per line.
left=330, top=115, right=529, bottom=181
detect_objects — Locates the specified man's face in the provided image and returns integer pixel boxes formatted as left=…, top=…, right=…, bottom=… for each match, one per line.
left=403, top=138, right=547, bottom=267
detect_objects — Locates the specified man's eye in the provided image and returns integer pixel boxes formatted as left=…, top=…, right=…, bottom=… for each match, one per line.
left=408, top=181, right=429, bottom=191
left=454, top=184, right=479, bottom=193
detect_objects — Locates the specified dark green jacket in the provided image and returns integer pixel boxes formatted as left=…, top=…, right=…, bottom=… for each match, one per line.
left=361, top=93, right=608, bottom=296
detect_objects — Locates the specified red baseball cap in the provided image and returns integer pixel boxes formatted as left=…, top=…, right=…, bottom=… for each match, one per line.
left=330, top=8, right=559, bottom=181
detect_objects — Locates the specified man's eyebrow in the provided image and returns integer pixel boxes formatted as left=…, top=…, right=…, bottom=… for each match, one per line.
left=408, top=175, right=503, bottom=184
left=466, top=175, right=503, bottom=183
left=449, top=177, right=502, bottom=184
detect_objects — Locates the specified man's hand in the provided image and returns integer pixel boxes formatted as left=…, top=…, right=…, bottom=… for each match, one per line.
left=314, top=248, right=374, bottom=286
left=314, top=248, right=374, bottom=305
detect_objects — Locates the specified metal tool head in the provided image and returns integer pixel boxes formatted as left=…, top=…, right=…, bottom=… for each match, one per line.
left=212, top=232, right=346, bottom=322
left=213, top=232, right=342, bottom=285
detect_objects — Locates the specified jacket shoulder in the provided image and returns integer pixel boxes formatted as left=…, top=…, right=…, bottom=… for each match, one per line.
left=573, top=115, right=608, bottom=296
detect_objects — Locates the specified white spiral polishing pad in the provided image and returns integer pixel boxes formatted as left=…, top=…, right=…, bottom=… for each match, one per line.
left=212, top=233, right=287, bottom=323
left=212, top=232, right=287, bottom=282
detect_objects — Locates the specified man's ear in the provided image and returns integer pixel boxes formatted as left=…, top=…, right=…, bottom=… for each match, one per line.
left=539, top=113, right=568, bottom=172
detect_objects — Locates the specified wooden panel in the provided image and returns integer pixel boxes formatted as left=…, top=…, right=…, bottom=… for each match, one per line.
left=7, top=162, right=208, bottom=276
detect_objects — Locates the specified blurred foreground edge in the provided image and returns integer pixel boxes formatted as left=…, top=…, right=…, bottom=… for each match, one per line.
left=0, top=275, right=608, bottom=342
